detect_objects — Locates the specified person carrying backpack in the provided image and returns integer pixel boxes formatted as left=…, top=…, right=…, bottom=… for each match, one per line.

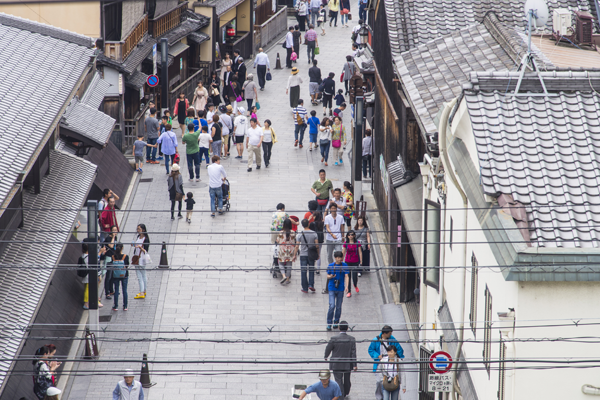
left=110, top=243, right=130, bottom=311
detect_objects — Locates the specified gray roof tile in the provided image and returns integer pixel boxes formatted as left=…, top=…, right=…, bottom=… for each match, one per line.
left=80, top=72, right=112, bottom=110
left=196, top=0, right=245, bottom=16
left=60, top=97, right=116, bottom=146
left=125, top=70, right=149, bottom=90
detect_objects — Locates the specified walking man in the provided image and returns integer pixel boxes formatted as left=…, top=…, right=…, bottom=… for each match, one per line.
left=253, top=48, right=271, bottom=91
left=325, top=321, right=357, bottom=399
left=310, top=0, right=321, bottom=26
left=359, top=0, right=368, bottom=23
left=246, top=117, right=263, bottom=172
left=305, top=24, right=319, bottom=64
left=368, top=325, right=405, bottom=400
left=207, top=155, right=227, bottom=217
left=112, top=369, right=144, bottom=400
left=298, top=370, right=342, bottom=400
left=292, top=99, right=308, bottom=148
left=325, top=203, right=345, bottom=264
left=144, top=107, right=160, bottom=164
left=299, top=218, right=319, bottom=293
left=311, top=169, right=334, bottom=212
left=182, top=123, right=201, bottom=182
left=309, top=59, right=322, bottom=105
left=326, top=251, right=349, bottom=330
left=285, top=26, right=295, bottom=68
left=233, top=107, right=248, bottom=158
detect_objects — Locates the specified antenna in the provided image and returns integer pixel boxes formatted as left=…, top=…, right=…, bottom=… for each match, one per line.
left=511, top=0, right=555, bottom=97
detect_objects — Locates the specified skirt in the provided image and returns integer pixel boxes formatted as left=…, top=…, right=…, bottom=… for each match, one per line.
left=289, top=85, right=300, bottom=108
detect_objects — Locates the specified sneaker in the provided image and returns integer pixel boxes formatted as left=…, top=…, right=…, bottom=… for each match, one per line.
left=358, top=273, right=362, bottom=277
left=218, top=211, right=224, bottom=215
left=309, top=287, right=316, bottom=292
left=355, top=287, right=360, bottom=293
left=247, top=168, right=252, bottom=172
left=188, top=219, right=191, bottom=224
left=112, top=307, right=118, bottom=311
left=134, top=293, right=144, bottom=299
left=157, top=156, right=164, bottom=161
left=333, top=323, right=339, bottom=329
left=196, top=178, right=200, bottom=182
left=309, top=148, right=313, bottom=151
left=235, top=156, right=242, bottom=159
left=326, top=325, right=332, bottom=331
left=256, top=166, right=261, bottom=169
left=301, top=289, right=308, bottom=293
left=178, top=214, right=183, bottom=219
left=98, top=302, right=104, bottom=308
left=171, top=216, right=175, bottom=220
left=123, top=308, right=128, bottom=311
left=83, top=305, right=89, bottom=310
left=322, top=289, right=329, bottom=294
left=189, top=178, right=194, bottom=182
left=211, top=213, right=215, bottom=217
left=334, top=162, right=338, bottom=166
left=139, top=168, right=143, bottom=173
left=339, top=159, right=343, bottom=164
left=346, top=292, right=351, bottom=298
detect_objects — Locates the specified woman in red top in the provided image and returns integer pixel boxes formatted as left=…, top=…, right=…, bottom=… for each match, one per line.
left=342, top=230, right=362, bottom=297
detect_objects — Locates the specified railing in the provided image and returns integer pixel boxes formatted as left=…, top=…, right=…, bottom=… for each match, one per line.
left=254, top=6, right=288, bottom=51
left=231, top=31, right=253, bottom=60
left=104, top=14, right=148, bottom=62
left=169, top=68, right=205, bottom=112
left=123, top=103, right=151, bottom=152
left=150, top=2, right=187, bottom=38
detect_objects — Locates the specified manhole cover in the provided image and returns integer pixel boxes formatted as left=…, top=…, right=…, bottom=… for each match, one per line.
left=193, top=182, right=208, bottom=188
left=99, top=315, right=112, bottom=322
left=232, top=329, right=271, bottom=339
left=139, top=178, right=154, bottom=183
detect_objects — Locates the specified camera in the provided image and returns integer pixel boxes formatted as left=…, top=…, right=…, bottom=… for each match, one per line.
left=334, top=279, right=340, bottom=289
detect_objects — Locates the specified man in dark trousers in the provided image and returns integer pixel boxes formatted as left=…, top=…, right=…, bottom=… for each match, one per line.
left=324, top=321, right=357, bottom=400
left=236, top=57, right=247, bottom=83
left=232, top=49, right=241, bottom=73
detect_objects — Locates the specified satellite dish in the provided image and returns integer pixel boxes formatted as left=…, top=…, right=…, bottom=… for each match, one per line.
left=524, top=0, right=549, bottom=29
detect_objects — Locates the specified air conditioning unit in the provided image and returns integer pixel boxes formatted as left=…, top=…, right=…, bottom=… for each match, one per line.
left=575, top=11, right=595, bottom=45
left=552, top=8, right=572, bottom=36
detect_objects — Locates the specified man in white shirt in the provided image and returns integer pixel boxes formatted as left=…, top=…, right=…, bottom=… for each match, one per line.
left=253, top=48, right=271, bottom=91
left=207, top=155, right=227, bottom=217
left=206, top=103, right=216, bottom=132
left=246, top=118, right=264, bottom=172
left=285, top=26, right=295, bottom=68
left=219, top=106, right=233, bottom=159
left=327, top=188, right=347, bottom=213
left=233, top=107, right=248, bottom=159
left=323, top=203, right=345, bottom=294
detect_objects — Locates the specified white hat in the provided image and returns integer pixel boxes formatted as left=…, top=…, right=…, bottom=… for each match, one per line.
left=237, top=107, right=245, bottom=114
left=124, top=369, right=135, bottom=377
left=47, top=387, right=62, bottom=395
left=171, top=164, right=180, bottom=172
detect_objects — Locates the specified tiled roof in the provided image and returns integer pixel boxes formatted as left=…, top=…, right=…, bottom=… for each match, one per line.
left=197, top=0, right=245, bottom=16
left=465, top=72, right=600, bottom=248
left=55, top=138, right=78, bottom=155
left=188, top=31, right=210, bottom=44
left=80, top=72, right=112, bottom=110
left=160, top=17, right=210, bottom=44
left=0, top=150, right=96, bottom=390
left=60, top=97, right=116, bottom=147
left=126, top=70, right=149, bottom=89
left=384, top=0, right=595, bottom=57
left=0, top=16, right=94, bottom=215
left=97, top=36, right=155, bottom=75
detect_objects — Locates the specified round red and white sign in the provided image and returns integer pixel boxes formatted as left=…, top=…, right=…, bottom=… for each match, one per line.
left=429, top=351, right=453, bottom=374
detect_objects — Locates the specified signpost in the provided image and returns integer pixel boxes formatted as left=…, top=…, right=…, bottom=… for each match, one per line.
left=428, top=350, right=452, bottom=393
left=147, top=75, right=159, bottom=87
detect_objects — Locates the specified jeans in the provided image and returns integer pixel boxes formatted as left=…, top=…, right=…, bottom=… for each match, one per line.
left=294, top=124, right=307, bottom=145
left=286, top=47, right=293, bottom=68
left=186, top=152, right=201, bottom=179
left=164, top=153, right=175, bottom=173
left=246, top=99, right=254, bottom=111
left=307, top=41, right=316, bottom=63
left=327, top=290, right=344, bottom=324
left=344, top=79, right=350, bottom=93
left=257, top=64, right=267, bottom=89
left=171, top=200, right=182, bottom=218
left=311, top=7, right=319, bottom=25
left=383, top=387, right=399, bottom=400
left=209, top=186, right=223, bottom=213
left=330, top=11, right=338, bottom=26
left=104, top=262, right=114, bottom=296
left=341, top=13, right=348, bottom=25
left=211, top=140, right=222, bottom=157
left=359, top=3, right=367, bottom=22
left=113, top=277, right=128, bottom=309
left=320, top=140, right=330, bottom=161
left=333, top=371, right=352, bottom=399
left=362, top=154, right=372, bottom=177
left=262, top=142, right=273, bottom=166
left=247, top=144, right=262, bottom=168
left=199, top=148, right=210, bottom=165
left=300, top=256, right=315, bottom=291
left=146, top=137, right=158, bottom=161
left=135, top=264, right=147, bottom=293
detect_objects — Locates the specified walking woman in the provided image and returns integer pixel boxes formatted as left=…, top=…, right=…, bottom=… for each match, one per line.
left=328, top=0, right=340, bottom=27
left=286, top=67, right=303, bottom=108
left=132, top=224, right=150, bottom=299
left=173, top=93, right=189, bottom=127
left=331, top=116, right=347, bottom=165
left=276, top=218, right=298, bottom=285
left=342, top=230, right=362, bottom=297
left=167, top=164, right=184, bottom=220
left=322, top=72, right=336, bottom=116
left=228, top=76, right=242, bottom=113
left=243, top=74, right=258, bottom=111
left=32, top=346, right=58, bottom=400
left=262, top=119, right=277, bottom=167
left=354, top=215, right=371, bottom=272
left=309, top=211, right=325, bottom=274
left=342, top=181, right=355, bottom=227
left=209, top=71, right=221, bottom=106
left=380, top=346, right=406, bottom=400
left=111, top=243, right=130, bottom=311
left=211, top=114, right=223, bottom=157
left=318, top=117, right=332, bottom=166
left=340, top=0, right=351, bottom=27
left=192, top=81, right=209, bottom=115
left=220, top=52, right=233, bottom=81
left=342, top=55, right=357, bottom=95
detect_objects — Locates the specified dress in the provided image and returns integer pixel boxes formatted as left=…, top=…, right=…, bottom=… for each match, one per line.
left=210, top=77, right=221, bottom=106
left=343, top=190, right=354, bottom=220
left=193, top=87, right=208, bottom=112
left=220, top=58, right=233, bottom=81
left=277, top=231, right=298, bottom=262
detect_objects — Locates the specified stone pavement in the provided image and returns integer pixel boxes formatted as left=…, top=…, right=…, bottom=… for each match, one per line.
left=64, top=16, right=417, bottom=400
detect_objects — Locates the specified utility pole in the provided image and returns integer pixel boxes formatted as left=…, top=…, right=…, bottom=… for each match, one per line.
left=160, top=38, right=169, bottom=116
left=353, top=96, right=364, bottom=200
left=86, top=200, right=99, bottom=336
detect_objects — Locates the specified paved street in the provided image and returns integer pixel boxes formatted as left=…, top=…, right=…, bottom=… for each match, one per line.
left=65, top=17, right=413, bottom=400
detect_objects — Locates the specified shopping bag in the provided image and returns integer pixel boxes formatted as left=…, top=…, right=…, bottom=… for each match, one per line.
left=315, top=47, right=320, bottom=55
left=266, top=72, right=272, bottom=81
left=255, top=101, right=261, bottom=110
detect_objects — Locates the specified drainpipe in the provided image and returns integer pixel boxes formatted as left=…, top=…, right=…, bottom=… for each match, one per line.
left=438, top=97, right=468, bottom=400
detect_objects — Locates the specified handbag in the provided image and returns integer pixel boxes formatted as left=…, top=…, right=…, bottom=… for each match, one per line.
left=255, top=101, right=261, bottom=110
left=212, top=87, right=219, bottom=96
left=348, top=13, right=352, bottom=20
left=175, top=191, right=184, bottom=202
left=291, top=52, right=298, bottom=61
left=340, top=72, right=344, bottom=82
left=282, top=41, right=287, bottom=49
left=314, top=46, right=320, bottom=55
left=382, top=361, right=400, bottom=392
left=231, top=82, right=243, bottom=102
left=131, top=255, right=140, bottom=265
left=142, top=252, right=152, bottom=265
left=342, top=8, right=349, bottom=14
left=266, top=72, right=272, bottom=81
left=302, top=233, right=320, bottom=261
left=319, top=139, right=330, bottom=146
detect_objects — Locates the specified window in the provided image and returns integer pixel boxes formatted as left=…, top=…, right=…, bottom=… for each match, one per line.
left=423, top=200, right=441, bottom=289
left=483, top=285, right=493, bottom=376
left=469, top=253, right=479, bottom=335
left=498, top=337, right=506, bottom=400
left=449, top=217, right=453, bottom=250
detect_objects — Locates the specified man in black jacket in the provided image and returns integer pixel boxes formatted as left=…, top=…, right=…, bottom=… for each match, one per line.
left=309, top=59, right=322, bottom=105
left=322, top=72, right=336, bottom=116
left=236, top=57, right=247, bottom=83
left=324, top=321, right=357, bottom=400
left=232, top=49, right=241, bottom=73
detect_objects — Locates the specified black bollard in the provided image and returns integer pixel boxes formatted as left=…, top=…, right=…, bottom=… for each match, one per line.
left=158, top=241, right=169, bottom=268
left=275, top=53, right=283, bottom=69
left=83, top=328, right=99, bottom=359
left=140, top=353, right=156, bottom=388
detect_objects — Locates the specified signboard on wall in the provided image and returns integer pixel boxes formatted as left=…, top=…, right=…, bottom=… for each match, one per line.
left=118, top=73, right=123, bottom=95
left=379, top=154, right=389, bottom=195
left=153, top=43, right=157, bottom=75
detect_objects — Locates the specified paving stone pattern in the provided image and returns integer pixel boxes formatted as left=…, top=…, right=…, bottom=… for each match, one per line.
left=66, top=18, right=404, bottom=400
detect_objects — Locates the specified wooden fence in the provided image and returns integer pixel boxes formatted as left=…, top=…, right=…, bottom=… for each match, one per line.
left=253, top=6, right=288, bottom=52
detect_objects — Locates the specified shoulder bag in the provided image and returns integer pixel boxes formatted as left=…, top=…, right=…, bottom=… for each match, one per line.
left=382, top=361, right=400, bottom=392
left=302, top=232, right=320, bottom=262
left=332, top=125, right=342, bottom=148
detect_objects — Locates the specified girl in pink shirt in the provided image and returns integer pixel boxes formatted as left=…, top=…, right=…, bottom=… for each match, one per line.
left=342, top=230, right=362, bottom=297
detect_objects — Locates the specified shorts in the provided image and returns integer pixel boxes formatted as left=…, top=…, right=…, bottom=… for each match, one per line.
left=309, top=82, right=320, bottom=95
left=310, top=133, right=318, bottom=143
left=235, top=135, right=245, bottom=144
left=223, top=134, right=230, bottom=142
left=135, top=155, right=144, bottom=164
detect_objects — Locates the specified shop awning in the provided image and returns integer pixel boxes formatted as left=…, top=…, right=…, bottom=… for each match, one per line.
left=168, top=42, right=189, bottom=57
left=394, top=177, right=423, bottom=267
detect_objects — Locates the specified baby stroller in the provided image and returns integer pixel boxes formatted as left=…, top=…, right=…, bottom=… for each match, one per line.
left=215, top=179, right=231, bottom=211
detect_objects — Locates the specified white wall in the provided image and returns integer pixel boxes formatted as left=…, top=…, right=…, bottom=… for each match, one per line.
left=103, top=67, right=121, bottom=96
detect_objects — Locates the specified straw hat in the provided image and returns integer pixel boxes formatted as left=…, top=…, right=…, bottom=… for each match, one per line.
left=291, top=67, right=299, bottom=75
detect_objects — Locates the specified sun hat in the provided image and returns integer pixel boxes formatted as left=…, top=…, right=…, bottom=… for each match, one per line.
left=47, top=387, right=62, bottom=396
left=123, top=369, right=135, bottom=377
left=171, top=164, right=180, bottom=172
left=237, top=107, right=246, bottom=114
left=291, top=67, right=299, bottom=74
left=226, top=105, right=233, bottom=112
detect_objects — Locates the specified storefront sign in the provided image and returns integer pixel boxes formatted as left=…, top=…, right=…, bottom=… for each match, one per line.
left=379, top=154, right=388, bottom=195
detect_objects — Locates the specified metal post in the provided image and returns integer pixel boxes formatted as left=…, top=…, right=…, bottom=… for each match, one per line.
left=160, top=38, right=169, bottom=115
left=86, top=200, right=99, bottom=336
left=354, top=96, right=364, bottom=200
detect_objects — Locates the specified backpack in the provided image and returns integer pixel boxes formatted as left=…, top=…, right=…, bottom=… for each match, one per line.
left=77, top=254, right=89, bottom=278
left=112, top=254, right=127, bottom=279
left=295, top=109, right=304, bottom=125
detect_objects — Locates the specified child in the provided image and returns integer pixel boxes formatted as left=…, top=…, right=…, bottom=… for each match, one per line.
left=132, top=134, right=157, bottom=173
left=334, top=89, right=345, bottom=107
left=250, top=106, right=261, bottom=127
left=185, top=192, right=195, bottom=223
left=164, top=110, right=173, bottom=125
left=308, top=110, right=320, bottom=151
left=198, top=125, right=211, bottom=167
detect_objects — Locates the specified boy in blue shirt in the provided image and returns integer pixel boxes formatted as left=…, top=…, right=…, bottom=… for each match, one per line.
left=334, top=89, right=345, bottom=106
left=308, top=110, right=320, bottom=152
left=326, top=251, right=349, bottom=331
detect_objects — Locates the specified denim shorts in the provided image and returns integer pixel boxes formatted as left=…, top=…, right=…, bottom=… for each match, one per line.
left=310, top=133, right=318, bottom=143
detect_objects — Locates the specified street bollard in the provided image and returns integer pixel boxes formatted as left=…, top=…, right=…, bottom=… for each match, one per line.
left=83, top=328, right=99, bottom=359
left=275, top=53, right=283, bottom=69
left=158, top=241, right=169, bottom=268
left=140, top=353, right=156, bottom=388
